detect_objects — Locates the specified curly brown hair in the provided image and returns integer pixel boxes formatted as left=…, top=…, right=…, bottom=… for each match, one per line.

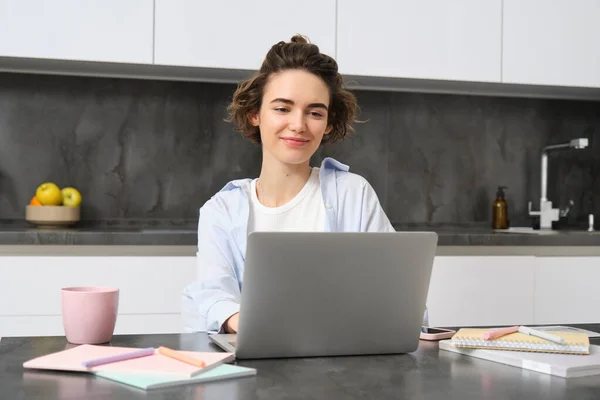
left=226, top=34, right=359, bottom=145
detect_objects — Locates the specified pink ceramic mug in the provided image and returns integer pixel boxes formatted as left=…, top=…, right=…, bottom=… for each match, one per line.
left=61, top=287, right=119, bottom=344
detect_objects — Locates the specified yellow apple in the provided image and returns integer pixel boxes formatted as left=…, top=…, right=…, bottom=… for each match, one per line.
left=36, top=182, right=63, bottom=206
left=61, top=187, right=82, bottom=207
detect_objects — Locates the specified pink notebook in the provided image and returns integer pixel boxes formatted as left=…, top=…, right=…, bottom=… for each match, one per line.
left=23, top=345, right=235, bottom=378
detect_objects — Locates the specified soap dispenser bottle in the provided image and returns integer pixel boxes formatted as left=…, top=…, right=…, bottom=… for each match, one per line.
left=492, top=186, right=509, bottom=229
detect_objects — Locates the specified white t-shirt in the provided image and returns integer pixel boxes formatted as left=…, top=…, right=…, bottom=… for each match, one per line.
left=243, top=167, right=325, bottom=234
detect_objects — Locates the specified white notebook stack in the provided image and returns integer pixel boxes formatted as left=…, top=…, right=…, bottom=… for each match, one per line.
left=440, top=341, right=600, bottom=378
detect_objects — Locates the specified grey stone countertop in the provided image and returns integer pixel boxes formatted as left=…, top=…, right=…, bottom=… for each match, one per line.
left=1, top=219, right=600, bottom=247
left=0, top=219, right=199, bottom=246
left=3, top=324, right=600, bottom=399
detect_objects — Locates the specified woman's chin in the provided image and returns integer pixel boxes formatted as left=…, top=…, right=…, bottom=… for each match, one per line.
left=274, top=148, right=315, bottom=166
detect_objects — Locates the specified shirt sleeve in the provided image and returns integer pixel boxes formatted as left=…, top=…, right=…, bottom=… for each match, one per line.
left=359, top=179, right=396, bottom=233
left=182, top=199, right=241, bottom=333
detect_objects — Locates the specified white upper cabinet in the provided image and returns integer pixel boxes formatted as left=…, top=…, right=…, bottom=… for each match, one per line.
left=336, top=0, right=502, bottom=83
left=0, top=0, right=153, bottom=64
left=503, top=1, right=600, bottom=88
left=154, top=0, right=336, bottom=70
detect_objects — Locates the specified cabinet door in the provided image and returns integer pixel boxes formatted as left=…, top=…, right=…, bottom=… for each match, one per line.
left=0, top=0, right=153, bottom=64
left=337, top=0, right=502, bottom=82
left=534, top=257, right=600, bottom=324
left=503, top=1, right=600, bottom=88
left=426, top=256, right=535, bottom=327
left=0, top=256, right=196, bottom=337
left=154, top=0, right=336, bottom=70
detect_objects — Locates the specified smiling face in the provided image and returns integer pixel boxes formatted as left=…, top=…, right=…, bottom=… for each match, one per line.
left=250, top=69, right=333, bottom=166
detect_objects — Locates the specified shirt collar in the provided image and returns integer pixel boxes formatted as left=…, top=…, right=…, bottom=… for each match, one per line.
left=218, top=157, right=349, bottom=193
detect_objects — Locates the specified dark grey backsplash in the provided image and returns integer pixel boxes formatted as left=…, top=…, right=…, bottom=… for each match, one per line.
left=1, top=72, right=599, bottom=227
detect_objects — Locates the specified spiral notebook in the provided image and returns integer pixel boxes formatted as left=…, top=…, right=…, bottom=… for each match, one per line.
left=450, top=328, right=590, bottom=355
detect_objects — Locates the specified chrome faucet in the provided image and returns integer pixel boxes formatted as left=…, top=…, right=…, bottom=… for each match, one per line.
left=528, top=138, right=589, bottom=229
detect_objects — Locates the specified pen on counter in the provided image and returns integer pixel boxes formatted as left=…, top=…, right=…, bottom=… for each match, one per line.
left=157, top=346, right=206, bottom=368
left=483, top=325, right=519, bottom=340
left=518, top=326, right=566, bottom=344
left=81, top=347, right=155, bottom=368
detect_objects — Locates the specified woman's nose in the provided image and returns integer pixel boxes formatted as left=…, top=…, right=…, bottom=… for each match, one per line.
left=288, top=110, right=307, bottom=133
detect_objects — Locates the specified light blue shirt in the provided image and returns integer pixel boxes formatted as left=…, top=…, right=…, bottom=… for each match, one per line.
left=181, top=157, right=399, bottom=333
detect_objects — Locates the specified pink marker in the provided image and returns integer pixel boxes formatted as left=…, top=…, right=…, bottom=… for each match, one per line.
left=483, top=325, right=519, bottom=340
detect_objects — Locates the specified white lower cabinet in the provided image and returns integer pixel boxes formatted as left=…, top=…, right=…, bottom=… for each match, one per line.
left=427, top=255, right=600, bottom=328
left=3, top=253, right=600, bottom=337
left=426, top=256, right=536, bottom=327
left=0, top=256, right=196, bottom=337
left=534, top=257, right=600, bottom=324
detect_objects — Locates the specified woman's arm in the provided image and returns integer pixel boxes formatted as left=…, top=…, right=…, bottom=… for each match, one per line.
left=182, top=200, right=242, bottom=333
left=224, top=313, right=240, bottom=333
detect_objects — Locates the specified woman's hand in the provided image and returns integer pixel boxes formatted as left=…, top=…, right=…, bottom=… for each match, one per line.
left=224, top=313, right=240, bottom=333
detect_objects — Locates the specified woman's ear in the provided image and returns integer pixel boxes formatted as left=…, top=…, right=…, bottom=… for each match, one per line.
left=249, top=113, right=260, bottom=127
left=324, top=124, right=333, bottom=135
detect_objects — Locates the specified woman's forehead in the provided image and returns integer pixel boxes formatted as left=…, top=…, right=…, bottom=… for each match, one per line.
left=263, top=70, right=330, bottom=105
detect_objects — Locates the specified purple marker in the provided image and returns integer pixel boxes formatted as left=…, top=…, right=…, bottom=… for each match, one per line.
left=81, top=347, right=155, bottom=368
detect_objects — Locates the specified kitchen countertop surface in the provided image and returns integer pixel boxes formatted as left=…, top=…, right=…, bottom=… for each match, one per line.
left=3, top=324, right=600, bottom=400
left=1, top=219, right=600, bottom=247
left=0, top=219, right=198, bottom=246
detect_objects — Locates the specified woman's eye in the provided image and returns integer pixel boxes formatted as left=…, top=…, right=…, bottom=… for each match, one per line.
left=310, top=111, right=324, bottom=118
left=274, top=107, right=289, bottom=113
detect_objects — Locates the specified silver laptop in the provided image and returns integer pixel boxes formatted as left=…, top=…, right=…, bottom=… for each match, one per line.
left=210, top=231, right=438, bottom=359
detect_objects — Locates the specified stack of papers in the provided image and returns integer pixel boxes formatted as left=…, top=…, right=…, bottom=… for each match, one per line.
left=440, top=326, right=600, bottom=378
left=440, top=341, right=600, bottom=378
left=23, top=344, right=256, bottom=390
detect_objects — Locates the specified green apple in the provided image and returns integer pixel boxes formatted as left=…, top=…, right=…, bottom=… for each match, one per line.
left=61, top=187, right=82, bottom=207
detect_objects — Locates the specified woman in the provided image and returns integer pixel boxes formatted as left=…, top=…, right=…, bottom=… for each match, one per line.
left=182, top=35, right=396, bottom=334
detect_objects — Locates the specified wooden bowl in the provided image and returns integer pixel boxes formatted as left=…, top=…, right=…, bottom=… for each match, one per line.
left=25, top=205, right=80, bottom=227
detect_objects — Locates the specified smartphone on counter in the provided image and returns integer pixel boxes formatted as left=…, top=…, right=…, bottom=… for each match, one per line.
left=419, top=326, right=456, bottom=341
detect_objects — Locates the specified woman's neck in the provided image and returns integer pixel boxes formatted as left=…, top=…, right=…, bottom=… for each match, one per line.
left=256, top=154, right=312, bottom=208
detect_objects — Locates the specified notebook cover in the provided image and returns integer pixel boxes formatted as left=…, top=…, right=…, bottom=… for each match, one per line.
left=440, top=340, right=600, bottom=378
left=23, top=344, right=235, bottom=378
left=450, top=328, right=590, bottom=355
left=94, top=364, right=257, bottom=390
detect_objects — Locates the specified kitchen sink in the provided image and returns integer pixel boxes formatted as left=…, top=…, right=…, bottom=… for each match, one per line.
left=494, top=227, right=559, bottom=235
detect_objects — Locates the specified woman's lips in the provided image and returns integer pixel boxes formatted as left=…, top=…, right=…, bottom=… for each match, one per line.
left=281, top=137, right=309, bottom=148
